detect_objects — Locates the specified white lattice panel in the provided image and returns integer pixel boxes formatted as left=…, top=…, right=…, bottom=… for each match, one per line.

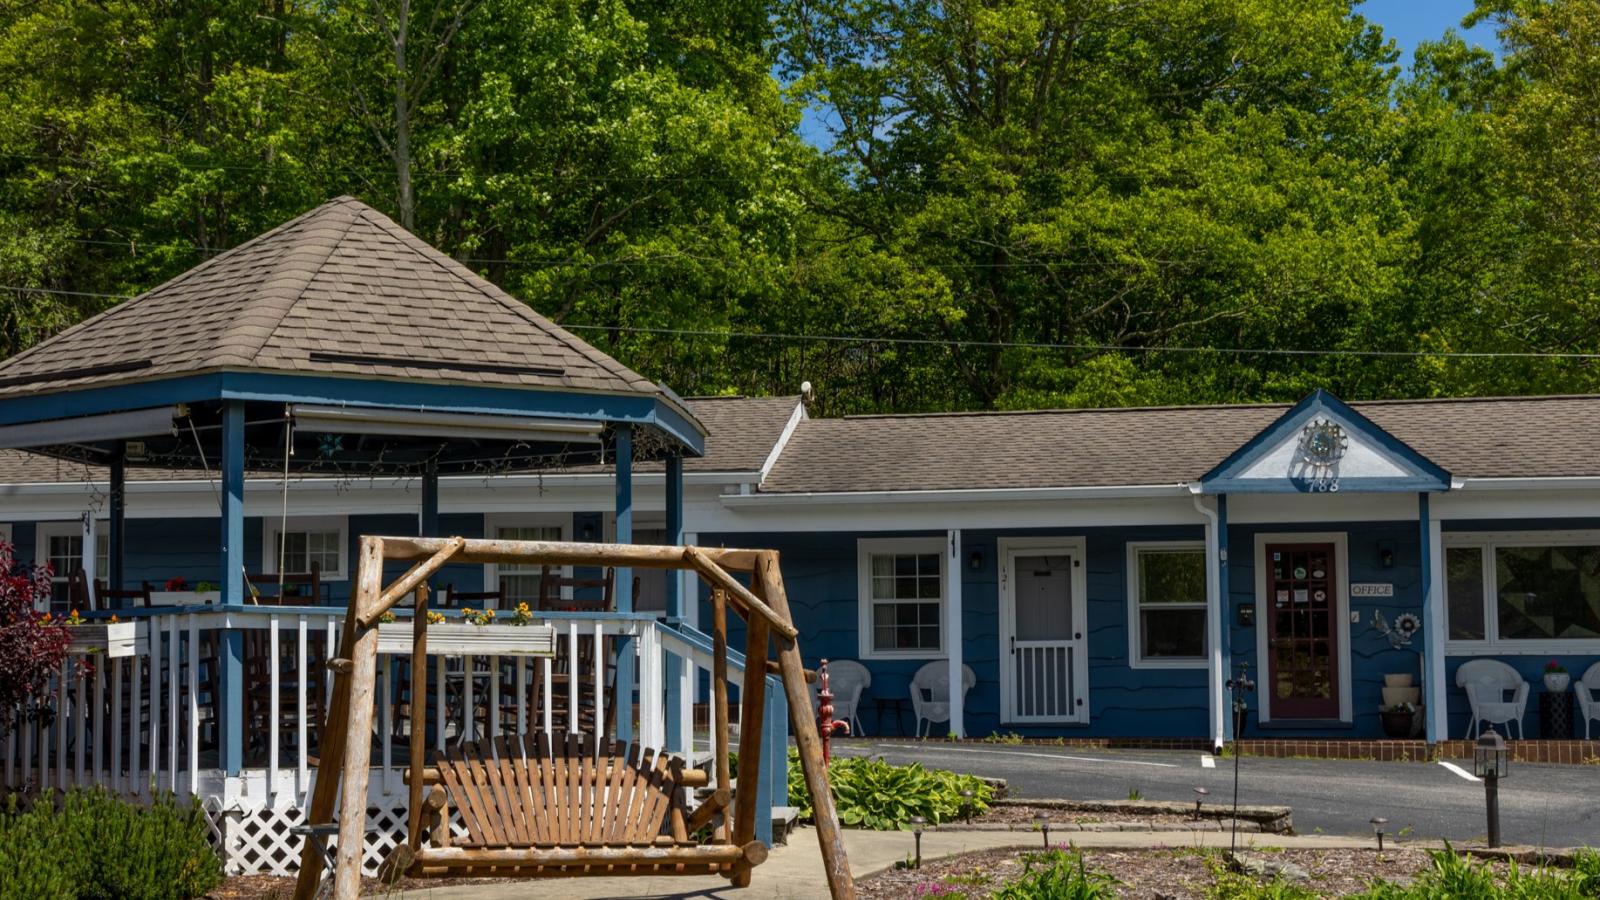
left=214, top=800, right=467, bottom=876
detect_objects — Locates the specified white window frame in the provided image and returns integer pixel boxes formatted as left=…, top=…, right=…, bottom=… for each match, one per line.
left=1444, top=529, right=1600, bottom=654
left=484, top=513, right=572, bottom=604
left=857, top=536, right=947, bottom=660
left=262, top=515, right=349, bottom=581
left=35, top=520, right=108, bottom=577
left=1126, top=540, right=1209, bottom=669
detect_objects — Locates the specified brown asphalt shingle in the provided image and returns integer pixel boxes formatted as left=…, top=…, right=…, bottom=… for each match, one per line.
left=759, top=395, right=1600, bottom=493
left=0, top=198, right=682, bottom=416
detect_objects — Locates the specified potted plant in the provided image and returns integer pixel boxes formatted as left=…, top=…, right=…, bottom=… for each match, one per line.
left=1380, top=701, right=1418, bottom=739
left=1543, top=659, right=1570, bottom=693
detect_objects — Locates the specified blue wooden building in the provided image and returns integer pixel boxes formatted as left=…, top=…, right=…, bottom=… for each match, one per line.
left=3, top=203, right=1599, bottom=881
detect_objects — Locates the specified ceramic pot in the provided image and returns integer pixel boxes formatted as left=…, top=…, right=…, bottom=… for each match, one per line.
left=1383, top=674, right=1414, bottom=688
left=1380, top=710, right=1413, bottom=739
left=1544, top=672, right=1570, bottom=693
left=1382, top=686, right=1421, bottom=707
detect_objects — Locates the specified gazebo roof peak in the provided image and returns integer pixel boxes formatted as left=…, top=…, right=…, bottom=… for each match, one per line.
left=0, top=197, right=685, bottom=421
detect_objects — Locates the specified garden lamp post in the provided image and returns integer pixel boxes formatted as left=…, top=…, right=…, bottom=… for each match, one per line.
left=1473, top=729, right=1508, bottom=848
left=1033, top=813, right=1051, bottom=850
left=910, top=816, right=926, bottom=868
left=960, top=789, right=976, bottom=824
left=1370, top=817, right=1388, bottom=851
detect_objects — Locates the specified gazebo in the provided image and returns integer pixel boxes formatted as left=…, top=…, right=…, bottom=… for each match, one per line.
left=0, top=198, right=793, bottom=876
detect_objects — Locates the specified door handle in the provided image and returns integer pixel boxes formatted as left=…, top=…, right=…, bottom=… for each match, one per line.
left=1009, top=636, right=1015, bottom=655
left=1074, top=632, right=1082, bottom=640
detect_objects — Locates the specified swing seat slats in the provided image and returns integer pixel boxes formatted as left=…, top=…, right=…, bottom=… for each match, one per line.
left=406, top=730, right=766, bottom=879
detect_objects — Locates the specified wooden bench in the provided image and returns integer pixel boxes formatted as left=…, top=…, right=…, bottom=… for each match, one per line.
left=395, top=730, right=760, bottom=879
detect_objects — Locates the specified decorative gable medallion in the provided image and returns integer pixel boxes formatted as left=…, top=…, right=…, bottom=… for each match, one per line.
left=1296, top=418, right=1347, bottom=492
left=1199, top=390, right=1449, bottom=494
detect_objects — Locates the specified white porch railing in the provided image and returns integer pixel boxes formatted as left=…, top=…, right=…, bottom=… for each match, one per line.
left=1, top=606, right=784, bottom=875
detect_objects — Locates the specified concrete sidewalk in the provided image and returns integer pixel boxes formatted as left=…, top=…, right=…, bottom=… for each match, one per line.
left=378, top=827, right=1409, bottom=899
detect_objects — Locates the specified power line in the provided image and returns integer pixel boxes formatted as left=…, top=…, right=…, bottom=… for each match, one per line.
left=2, top=282, right=1595, bottom=362
left=50, top=235, right=1219, bottom=270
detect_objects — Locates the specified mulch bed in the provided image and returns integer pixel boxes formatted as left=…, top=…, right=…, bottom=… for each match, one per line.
left=857, top=846, right=1440, bottom=898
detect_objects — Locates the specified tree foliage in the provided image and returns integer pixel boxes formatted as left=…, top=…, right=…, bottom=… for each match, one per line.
left=1, top=0, right=1598, bottom=413
left=0, top=541, right=68, bottom=735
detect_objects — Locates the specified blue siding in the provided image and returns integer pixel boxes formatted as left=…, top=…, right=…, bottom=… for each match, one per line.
left=1438, top=518, right=1600, bottom=740
left=701, top=526, right=1210, bottom=739
left=1225, top=522, right=1427, bottom=739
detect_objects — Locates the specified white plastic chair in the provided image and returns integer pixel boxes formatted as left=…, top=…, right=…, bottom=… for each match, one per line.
left=1577, top=661, right=1600, bottom=741
left=1455, top=659, right=1530, bottom=740
left=808, top=660, right=871, bottom=736
left=909, top=661, right=976, bottom=739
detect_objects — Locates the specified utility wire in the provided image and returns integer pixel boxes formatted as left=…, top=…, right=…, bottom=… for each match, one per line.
left=2, top=281, right=1596, bottom=362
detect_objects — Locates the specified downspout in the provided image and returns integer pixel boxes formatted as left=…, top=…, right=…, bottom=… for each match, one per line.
left=1192, top=491, right=1227, bottom=752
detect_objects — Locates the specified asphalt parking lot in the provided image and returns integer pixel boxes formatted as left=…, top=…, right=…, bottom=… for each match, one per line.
left=831, top=740, right=1600, bottom=849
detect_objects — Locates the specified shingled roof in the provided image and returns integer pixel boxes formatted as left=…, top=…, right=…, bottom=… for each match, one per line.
left=0, top=197, right=688, bottom=426
left=759, top=395, right=1600, bottom=493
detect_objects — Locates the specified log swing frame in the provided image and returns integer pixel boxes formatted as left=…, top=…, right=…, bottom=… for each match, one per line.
left=291, top=535, right=855, bottom=900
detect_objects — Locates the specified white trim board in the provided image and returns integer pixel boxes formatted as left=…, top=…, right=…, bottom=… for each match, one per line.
left=1441, top=528, right=1600, bottom=655
left=1252, top=532, right=1353, bottom=725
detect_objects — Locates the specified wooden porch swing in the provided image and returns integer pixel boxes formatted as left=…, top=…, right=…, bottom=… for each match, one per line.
left=291, top=535, right=854, bottom=900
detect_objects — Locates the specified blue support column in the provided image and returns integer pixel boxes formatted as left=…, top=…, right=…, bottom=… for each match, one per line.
left=614, top=425, right=635, bottom=744
left=757, top=681, right=786, bottom=845
left=1218, top=493, right=1234, bottom=744
left=108, top=446, right=125, bottom=591
left=220, top=400, right=246, bottom=775
left=664, top=452, right=685, bottom=749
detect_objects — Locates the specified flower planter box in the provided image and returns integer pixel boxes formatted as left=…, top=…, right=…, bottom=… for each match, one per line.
left=376, top=622, right=557, bottom=657
left=65, top=621, right=141, bottom=658
left=149, top=590, right=221, bottom=606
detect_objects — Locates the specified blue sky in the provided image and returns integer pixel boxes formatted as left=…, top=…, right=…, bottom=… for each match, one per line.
left=1361, top=0, right=1499, bottom=63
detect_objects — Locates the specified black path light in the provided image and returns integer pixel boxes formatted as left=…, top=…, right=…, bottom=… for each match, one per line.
left=1193, top=787, right=1209, bottom=819
left=960, top=789, right=976, bottom=824
left=910, top=816, right=926, bottom=867
left=1225, top=662, right=1256, bottom=857
left=1370, top=817, right=1388, bottom=851
left=1474, top=729, right=1509, bottom=848
left=1033, top=813, right=1051, bottom=850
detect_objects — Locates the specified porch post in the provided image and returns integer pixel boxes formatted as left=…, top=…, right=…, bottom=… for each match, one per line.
left=1217, top=494, right=1233, bottom=746
left=946, top=528, right=965, bottom=738
left=219, top=400, right=246, bottom=774
left=1422, top=492, right=1448, bottom=742
left=665, top=453, right=684, bottom=619
left=664, top=452, right=684, bottom=749
left=614, top=424, right=635, bottom=744
left=420, top=458, right=439, bottom=538
left=108, top=445, right=125, bottom=591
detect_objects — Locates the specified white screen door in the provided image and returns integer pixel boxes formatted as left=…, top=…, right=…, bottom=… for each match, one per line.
left=1000, top=545, right=1088, bottom=723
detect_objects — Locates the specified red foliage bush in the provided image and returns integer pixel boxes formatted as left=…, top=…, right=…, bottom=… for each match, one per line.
left=0, top=539, right=69, bottom=735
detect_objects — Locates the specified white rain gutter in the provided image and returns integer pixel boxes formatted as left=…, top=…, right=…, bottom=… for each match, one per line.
left=1191, top=491, right=1227, bottom=752
left=721, top=483, right=1193, bottom=506
left=1453, top=476, right=1600, bottom=491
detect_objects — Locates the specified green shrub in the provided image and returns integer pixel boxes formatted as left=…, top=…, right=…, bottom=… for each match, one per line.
left=0, top=788, right=221, bottom=900
left=1355, top=844, right=1600, bottom=899
left=787, top=749, right=993, bottom=830
left=992, top=849, right=1118, bottom=899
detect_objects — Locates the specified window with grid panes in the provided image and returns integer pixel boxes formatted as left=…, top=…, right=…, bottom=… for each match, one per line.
left=1131, top=545, right=1207, bottom=663
left=278, top=529, right=341, bottom=576
left=36, top=523, right=108, bottom=612
left=867, top=549, right=943, bottom=653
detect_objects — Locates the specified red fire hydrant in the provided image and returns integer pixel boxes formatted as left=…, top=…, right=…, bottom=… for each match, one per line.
left=817, top=658, right=850, bottom=766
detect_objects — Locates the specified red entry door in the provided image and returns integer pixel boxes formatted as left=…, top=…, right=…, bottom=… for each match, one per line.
left=1265, top=543, right=1340, bottom=719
